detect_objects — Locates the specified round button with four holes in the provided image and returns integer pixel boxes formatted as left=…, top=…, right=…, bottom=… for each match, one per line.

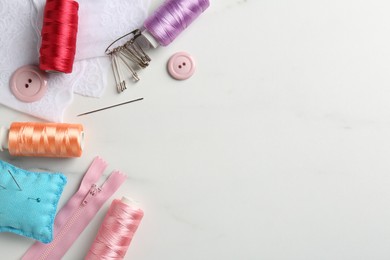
left=167, top=52, right=196, bottom=80
left=10, top=65, right=48, bottom=103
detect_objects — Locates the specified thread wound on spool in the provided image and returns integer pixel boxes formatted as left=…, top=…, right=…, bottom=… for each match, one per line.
left=8, top=122, right=84, bottom=158
left=144, top=0, right=210, bottom=46
left=86, top=199, right=144, bottom=260
left=39, top=0, right=79, bottom=73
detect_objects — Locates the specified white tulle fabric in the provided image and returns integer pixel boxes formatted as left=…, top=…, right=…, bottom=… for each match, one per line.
left=0, top=0, right=149, bottom=122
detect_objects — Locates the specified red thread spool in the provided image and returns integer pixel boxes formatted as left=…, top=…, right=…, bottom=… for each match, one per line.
left=39, top=0, right=79, bottom=73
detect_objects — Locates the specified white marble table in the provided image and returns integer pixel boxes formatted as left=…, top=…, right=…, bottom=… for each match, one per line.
left=2, top=0, right=390, bottom=259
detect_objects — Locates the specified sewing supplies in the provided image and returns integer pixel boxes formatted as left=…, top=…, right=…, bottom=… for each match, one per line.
left=1, top=0, right=150, bottom=122
left=106, top=0, right=210, bottom=92
left=77, top=97, right=144, bottom=117
left=39, top=0, right=79, bottom=73
left=86, top=197, right=144, bottom=260
left=22, top=157, right=127, bottom=260
left=0, top=122, right=84, bottom=158
left=0, top=159, right=67, bottom=243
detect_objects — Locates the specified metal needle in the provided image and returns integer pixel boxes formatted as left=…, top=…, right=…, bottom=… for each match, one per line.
left=77, top=98, right=144, bottom=117
left=8, top=170, right=22, bottom=191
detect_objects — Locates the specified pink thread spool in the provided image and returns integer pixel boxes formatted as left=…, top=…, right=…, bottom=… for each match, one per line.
left=86, top=197, right=144, bottom=260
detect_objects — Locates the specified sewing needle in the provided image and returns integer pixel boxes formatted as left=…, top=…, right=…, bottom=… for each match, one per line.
left=77, top=98, right=144, bottom=117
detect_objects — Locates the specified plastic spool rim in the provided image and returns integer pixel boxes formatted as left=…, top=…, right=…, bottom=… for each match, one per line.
left=0, top=127, right=9, bottom=151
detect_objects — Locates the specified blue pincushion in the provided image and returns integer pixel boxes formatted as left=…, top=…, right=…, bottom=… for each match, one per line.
left=0, top=160, right=67, bottom=243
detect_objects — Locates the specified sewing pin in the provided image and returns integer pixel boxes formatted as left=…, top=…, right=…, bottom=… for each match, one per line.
left=8, top=170, right=22, bottom=191
left=77, top=98, right=144, bottom=117
left=28, top=197, right=41, bottom=203
left=0, top=184, right=6, bottom=189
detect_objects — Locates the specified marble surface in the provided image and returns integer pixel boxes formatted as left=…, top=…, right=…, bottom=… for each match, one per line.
left=2, top=0, right=390, bottom=259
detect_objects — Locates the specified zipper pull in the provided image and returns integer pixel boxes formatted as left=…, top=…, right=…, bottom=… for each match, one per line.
left=82, top=184, right=101, bottom=206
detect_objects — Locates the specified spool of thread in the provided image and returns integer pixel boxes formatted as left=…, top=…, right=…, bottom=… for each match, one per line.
left=0, top=122, right=84, bottom=158
left=39, top=0, right=79, bottom=73
left=86, top=197, right=144, bottom=260
left=143, top=0, right=210, bottom=47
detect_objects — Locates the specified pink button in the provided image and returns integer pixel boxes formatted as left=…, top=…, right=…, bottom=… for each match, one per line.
left=10, top=65, right=48, bottom=103
left=167, top=52, right=196, bottom=80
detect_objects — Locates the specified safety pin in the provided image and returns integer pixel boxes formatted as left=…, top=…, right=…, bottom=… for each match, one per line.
left=111, top=54, right=127, bottom=93
left=117, top=54, right=140, bottom=81
left=105, top=29, right=150, bottom=93
left=105, top=29, right=142, bottom=55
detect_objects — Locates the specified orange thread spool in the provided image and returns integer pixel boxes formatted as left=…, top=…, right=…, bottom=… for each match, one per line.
left=8, top=122, right=84, bottom=158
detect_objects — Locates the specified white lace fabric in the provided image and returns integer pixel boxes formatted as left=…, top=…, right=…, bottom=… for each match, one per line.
left=0, top=0, right=149, bottom=122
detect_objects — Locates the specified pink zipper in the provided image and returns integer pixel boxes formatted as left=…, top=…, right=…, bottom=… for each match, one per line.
left=22, top=157, right=127, bottom=260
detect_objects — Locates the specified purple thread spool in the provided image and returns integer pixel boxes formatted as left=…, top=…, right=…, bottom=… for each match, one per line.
left=144, top=0, right=210, bottom=47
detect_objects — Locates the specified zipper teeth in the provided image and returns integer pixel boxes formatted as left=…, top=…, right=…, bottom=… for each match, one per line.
left=38, top=184, right=99, bottom=260
left=39, top=206, right=84, bottom=260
